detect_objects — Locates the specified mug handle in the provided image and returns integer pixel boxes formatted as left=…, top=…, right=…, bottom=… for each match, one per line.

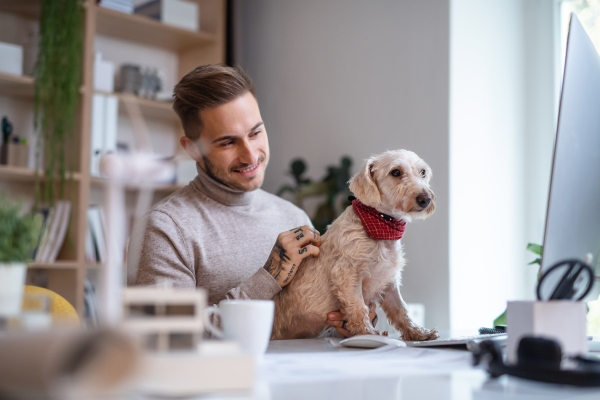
left=203, top=306, right=223, bottom=338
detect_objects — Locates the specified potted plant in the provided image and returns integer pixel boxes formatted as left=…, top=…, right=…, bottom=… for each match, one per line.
left=0, top=196, right=41, bottom=316
left=278, top=156, right=353, bottom=233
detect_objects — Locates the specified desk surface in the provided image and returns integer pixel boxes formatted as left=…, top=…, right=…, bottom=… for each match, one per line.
left=195, top=338, right=600, bottom=400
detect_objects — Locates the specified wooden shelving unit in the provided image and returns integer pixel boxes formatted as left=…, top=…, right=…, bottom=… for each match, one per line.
left=95, top=6, right=217, bottom=51
left=0, top=72, right=35, bottom=98
left=0, top=0, right=226, bottom=316
left=0, top=165, right=82, bottom=182
left=93, top=90, right=179, bottom=122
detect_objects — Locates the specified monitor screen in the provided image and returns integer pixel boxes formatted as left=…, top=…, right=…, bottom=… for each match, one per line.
left=542, top=14, right=600, bottom=300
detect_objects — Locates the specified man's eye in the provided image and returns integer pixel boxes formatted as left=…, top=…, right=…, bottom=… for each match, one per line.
left=420, top=169, right=426, bottom=177
left=221, top=141, right=234, bottom=147
left=251, top=130, right=261, bottom=137
left=391, top=169, right=401, bottom=177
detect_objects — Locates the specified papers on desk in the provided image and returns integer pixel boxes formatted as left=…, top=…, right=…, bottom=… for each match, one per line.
left=261, top=342, right=472, bottom=384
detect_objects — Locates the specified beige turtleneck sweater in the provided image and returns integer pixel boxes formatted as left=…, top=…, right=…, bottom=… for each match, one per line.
left=128, top=165, right=312, bottom=305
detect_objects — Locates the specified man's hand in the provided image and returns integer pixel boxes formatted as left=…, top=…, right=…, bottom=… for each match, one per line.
left=326, top=302, right=378, bottom=338
left=263, top=225, right=321, bottom=287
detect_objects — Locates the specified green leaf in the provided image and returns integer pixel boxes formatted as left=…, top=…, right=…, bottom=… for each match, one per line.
left=526, top=243, right=543, bottom=256
left=493, top=309, right=506, bottom=327
left=528, top=258, right=541, bottom=265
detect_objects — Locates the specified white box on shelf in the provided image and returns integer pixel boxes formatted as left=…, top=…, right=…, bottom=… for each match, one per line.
left=93, top=52, right=115, bottom=93
left=0, top=42, right=23, bottom=76
left=163, top=0, right=199, bottom=32
left=506, top=301, right=587, bottom=364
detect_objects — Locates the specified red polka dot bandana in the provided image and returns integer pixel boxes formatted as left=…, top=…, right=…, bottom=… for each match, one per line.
left=351, top=197, right=406, bottom=241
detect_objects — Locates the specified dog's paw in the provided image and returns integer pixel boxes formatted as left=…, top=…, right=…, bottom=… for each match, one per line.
left=346, top=321, right=383, bottom=336
left=400, top=326, right=440, bottom=341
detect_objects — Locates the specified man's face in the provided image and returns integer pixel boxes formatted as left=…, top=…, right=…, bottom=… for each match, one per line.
left=181, top=92, right=270, bottom=192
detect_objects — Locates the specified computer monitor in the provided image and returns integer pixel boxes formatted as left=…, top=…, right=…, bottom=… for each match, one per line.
left=541, top=14, right=600, bottom=301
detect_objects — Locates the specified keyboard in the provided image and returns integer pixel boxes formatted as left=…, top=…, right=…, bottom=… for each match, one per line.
left=405, top=333, right=507, bottom=348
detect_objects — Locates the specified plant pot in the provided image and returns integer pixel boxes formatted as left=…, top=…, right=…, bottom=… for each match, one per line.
left=0, top=262, right=27, bottom=317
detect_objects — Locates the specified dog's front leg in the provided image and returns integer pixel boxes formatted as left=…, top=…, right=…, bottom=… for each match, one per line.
left=380, top=280, right=439, bottom=341
left=333, top=278, right=381, bottom=336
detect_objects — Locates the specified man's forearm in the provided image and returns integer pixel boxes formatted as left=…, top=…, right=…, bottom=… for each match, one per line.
left=225, top=267, right=282, bottom=300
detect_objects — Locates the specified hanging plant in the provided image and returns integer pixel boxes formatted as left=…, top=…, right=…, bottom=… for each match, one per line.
left=34, top=0, right=84, bottom=207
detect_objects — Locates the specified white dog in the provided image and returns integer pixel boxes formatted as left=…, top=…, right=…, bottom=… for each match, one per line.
left=272, top=149, right=440, bottom=341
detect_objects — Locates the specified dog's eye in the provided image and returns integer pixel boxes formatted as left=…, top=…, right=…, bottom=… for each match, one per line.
left=420, top=169, right=426, bottom=178
left=391, top=169, right=401, bottom=177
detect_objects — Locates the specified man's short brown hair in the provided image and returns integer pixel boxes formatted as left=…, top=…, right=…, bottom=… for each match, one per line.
left=172, top=64, right=256, bottom=140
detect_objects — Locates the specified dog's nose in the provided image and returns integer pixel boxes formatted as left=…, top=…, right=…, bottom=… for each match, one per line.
left=416, top=193, right=431, bottom=208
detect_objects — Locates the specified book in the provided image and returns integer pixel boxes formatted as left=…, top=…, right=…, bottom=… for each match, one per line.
left=39, top=202, right=64, bottom=262
left=84, top=279, right=101, bottom=327
left=90, top=93, right=119, bottom=177
left=31, top=208, right=50, bottom=260
left=34, top=207, right=56, bottom=263
left=87, top=206, right=107, bottom=263
left=46, top=201, right=72, bottom=262
left=90, top=94, right=105, bottom=177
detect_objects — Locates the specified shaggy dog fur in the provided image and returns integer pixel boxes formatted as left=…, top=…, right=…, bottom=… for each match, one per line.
left=272, top=149, right=440, bottom=341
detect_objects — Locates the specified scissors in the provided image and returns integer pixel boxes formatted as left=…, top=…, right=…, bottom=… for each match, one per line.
left=536, top=259, right=594, bottom=301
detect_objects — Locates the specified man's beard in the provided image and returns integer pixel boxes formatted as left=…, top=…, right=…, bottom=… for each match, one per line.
left=202, top=155, right=265, bottom=192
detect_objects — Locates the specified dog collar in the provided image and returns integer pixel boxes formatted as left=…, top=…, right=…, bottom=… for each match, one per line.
left=349, top=196, right=406, bottom=241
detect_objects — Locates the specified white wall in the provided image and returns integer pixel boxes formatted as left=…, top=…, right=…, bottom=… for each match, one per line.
left=239, top=0, right=451, bottom=330
left=238, top=0, right=559, bottom=331
left=450, top=0, right=558, bottom=330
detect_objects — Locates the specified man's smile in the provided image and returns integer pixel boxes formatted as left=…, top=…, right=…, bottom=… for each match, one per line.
left=233, top=160, right=261, bottom=177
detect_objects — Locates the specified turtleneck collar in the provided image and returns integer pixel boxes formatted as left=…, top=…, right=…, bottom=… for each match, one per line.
left=191, top=162, right=256, bottom=206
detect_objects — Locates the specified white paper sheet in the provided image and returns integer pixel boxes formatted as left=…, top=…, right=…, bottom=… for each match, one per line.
left=260, top=342, right=472, bottom=384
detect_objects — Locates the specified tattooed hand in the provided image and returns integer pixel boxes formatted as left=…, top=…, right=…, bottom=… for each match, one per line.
left=263, top=225, right=321, bottom=287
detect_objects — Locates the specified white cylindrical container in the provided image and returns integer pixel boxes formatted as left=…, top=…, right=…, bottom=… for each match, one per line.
left=0, top=262, right=27, bottom=316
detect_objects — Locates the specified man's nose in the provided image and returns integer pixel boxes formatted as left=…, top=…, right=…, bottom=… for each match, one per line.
left=238, top=140, right=259, bottom=165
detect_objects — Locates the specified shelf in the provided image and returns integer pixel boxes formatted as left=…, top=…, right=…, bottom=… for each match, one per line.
left=94, top=90, right=178, bottom=122
left=95, top=6, right=217, bottom=51
left=0, top=0, right=40, bottom=19
left=0, top=72, right=35, bottom=98
left=0, top=165, right=82, bottom=183
left=28, top=261, right=79, bottom=270
left=90, top=176, right=184, bottom=192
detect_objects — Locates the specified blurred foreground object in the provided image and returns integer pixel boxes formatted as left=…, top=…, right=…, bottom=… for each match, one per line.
left=122, top=286, right=206, bottom=351
left=137, top=345, right=253, bottom=397
left=0, top=329, right=139, bottom=399
left=122, top=287, right=254, bottom=396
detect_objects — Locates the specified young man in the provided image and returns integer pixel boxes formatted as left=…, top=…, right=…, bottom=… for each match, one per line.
left=128, top=64, right=375, bottom=337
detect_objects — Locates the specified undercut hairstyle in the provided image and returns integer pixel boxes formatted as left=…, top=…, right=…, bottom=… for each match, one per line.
left=172, top=64, right=256, bottom=140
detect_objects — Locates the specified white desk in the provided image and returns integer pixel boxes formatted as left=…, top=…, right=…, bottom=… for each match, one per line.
left=197, top=338, right=600, bottom=400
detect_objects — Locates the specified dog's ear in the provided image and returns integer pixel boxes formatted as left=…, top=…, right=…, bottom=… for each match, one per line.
left=349, top=157, right=381, bottom=206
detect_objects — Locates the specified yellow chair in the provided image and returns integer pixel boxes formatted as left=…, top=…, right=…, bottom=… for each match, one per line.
left=22, top=286, right=80, bottom=327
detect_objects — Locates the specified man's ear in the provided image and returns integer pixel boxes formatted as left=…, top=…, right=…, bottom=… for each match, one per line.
left=180, top=136, right=202, bottom=162
left=349, top=157, right=381, bottom=207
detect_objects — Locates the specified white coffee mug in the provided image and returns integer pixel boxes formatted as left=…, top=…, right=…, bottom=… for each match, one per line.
left=204, top=300, right=274, bottom=358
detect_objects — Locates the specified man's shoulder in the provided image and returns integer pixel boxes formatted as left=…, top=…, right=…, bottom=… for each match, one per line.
left=144, top=185, right=202, bottom=223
